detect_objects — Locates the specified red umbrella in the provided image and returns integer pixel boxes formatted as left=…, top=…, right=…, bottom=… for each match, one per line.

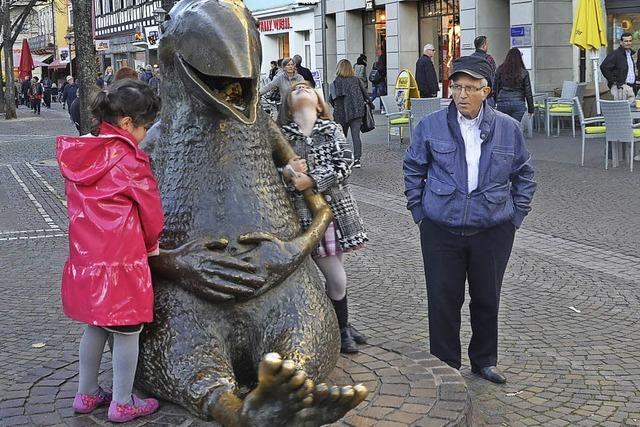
left=18, top=39, right=34, bottom=80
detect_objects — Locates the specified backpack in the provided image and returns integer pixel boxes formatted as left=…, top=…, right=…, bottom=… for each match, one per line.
left=368, top=67, right=382, bottom=84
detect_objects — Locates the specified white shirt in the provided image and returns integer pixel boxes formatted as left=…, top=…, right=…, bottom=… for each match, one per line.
left=626, top=50, right=636, bottom=84
left=457, top=106, right=484, bottom=193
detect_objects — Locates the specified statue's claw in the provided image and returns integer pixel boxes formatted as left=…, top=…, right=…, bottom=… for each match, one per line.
left=294, top=382, right=369, bottom=426
left=239, top=353, right=316, bottom=425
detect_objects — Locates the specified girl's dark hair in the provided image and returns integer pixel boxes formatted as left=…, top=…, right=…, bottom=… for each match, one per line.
left=497, top=48, right=525, bottom=87
left=90, top=79, right=160, bottom=135
left=356, top=54, right=367, bottom=65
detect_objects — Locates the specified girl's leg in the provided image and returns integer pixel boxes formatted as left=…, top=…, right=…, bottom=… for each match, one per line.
left=341, top=122, right=350, bottom=139
left=111, top=330, right=141, bottom=404
left=78, top=325, right=109, bottom=394
left=314, top=255, right=358, bottom=353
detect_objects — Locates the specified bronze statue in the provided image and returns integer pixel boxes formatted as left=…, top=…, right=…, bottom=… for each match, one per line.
left=135, top=0, right=368, bottom=425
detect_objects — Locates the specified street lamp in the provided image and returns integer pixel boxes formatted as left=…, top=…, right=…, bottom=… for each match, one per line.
left=64, top=33, right=74, bottom=77
left=153, top=7, right=167, bottom=25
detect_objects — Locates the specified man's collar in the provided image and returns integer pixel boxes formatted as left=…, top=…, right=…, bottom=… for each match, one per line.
left=457, top=105, right=484, bottom=125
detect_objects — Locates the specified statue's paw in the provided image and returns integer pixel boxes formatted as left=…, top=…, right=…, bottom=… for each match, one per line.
left=240, top=353, right=314, bottom=425
left=294, top=383, right=368, bottom=426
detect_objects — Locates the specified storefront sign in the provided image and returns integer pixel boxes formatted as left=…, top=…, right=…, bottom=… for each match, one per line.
left=145, top=26, right=160, bottom=49
left=58, top=47, right=70, bottom=63
left=365, top=0, right=374, bottom=11
left=95, top=40, right=110, bottom=51
left=511, top=25, right=532, bottom=47
left=259, top=17, right=292, bottom=32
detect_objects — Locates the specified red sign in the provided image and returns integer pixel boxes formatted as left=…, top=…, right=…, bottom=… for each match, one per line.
left=259, top=17, right=292, bottom=32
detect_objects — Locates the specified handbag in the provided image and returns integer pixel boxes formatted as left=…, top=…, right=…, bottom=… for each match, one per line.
left=360, top=102, right=375, bottom=133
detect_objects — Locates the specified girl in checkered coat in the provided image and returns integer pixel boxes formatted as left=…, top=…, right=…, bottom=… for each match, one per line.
left=278, top=80, right=369, bottom=354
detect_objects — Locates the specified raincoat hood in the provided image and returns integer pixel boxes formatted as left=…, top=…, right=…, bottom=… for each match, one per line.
left=56, top=122, right=149, bottom=186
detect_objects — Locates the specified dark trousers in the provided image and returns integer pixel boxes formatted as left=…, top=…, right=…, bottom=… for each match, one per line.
left=496, top=100, right=526, bottom=122
left=419, top=218, right=515, bottom=370
left=341, top=118, right=363, bottom=161
left=31, top=98, right=41, bottom=113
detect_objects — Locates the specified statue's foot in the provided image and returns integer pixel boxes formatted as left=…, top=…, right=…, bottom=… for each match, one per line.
left=294, top=383, right=369, bottom=426
left=240, top=353, right=314, bottom=425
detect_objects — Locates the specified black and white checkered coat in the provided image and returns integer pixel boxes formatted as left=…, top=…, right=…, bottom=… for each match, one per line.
left=281, top=119, right=368, bottom=250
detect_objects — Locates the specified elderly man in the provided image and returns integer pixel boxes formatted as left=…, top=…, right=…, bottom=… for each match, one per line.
left=416, top=44, right=439, bottom=98
left=403, top=56, right=536, bottom=384
left=600, top=32, right=637, bottom=101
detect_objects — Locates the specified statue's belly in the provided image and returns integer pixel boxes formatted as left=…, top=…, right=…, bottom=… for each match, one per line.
left=158, top=123, right=300, bottom=248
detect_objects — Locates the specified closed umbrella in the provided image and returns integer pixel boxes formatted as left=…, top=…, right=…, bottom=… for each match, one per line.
left=570, top=0, right=607, bottom=114
left=18, top=39, right=34, bottom=81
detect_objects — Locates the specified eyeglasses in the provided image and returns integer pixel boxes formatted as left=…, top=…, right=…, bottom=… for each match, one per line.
left=450, top=84, right=485, bottom=94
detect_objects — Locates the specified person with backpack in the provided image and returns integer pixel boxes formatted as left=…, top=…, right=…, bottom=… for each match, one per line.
left=369, top=52, right=387, bottom=111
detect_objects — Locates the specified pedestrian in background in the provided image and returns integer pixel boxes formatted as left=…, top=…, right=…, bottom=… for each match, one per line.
left=415, top=44, right=439, bottom=98
left=29, top=76, right=44, bottom=115
left=268, top=60, right=279, bottom=80
left=369, top=52, right=387, bottom=111
left=61, top=76, right=78, bottom=115
left=42, top=76, right=52, bottom=108
left=404, top=55, right=536, bottom=384
left=96, top=72, right=105, bottom=88
left=56, top=79, right=163, bottom=423
left=471, top=36, right=497, bottom=79
left=354, top=54, right=368, bottom=91
left=115, top=67, right=139, bottom=81
left=140, top=65, right=154, bottom=83
left=21, top=77, right=31, bottom=106
left=329, top=59, right=370, bottom=168
left=293, top=54, right=315, bottom=87
left=278, top=80, right=368, bottom=354
left=104, top=66, right=114, bottom=86
left=149, top=68, right=161, bottom=96
left=259, top=57, right=304, bottom=98
left=493, top=47, right=534, bottom=123
left=600, top=32, right=638, bottom=100
left=59, top=77, right=69, bottom=109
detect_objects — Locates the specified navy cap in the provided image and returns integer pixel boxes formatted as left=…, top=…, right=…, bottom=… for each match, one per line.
left=449, top=55, right=493, bottom=82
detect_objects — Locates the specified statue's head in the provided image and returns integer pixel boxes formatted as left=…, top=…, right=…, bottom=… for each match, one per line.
left=160, top=0, right=261, bottom=124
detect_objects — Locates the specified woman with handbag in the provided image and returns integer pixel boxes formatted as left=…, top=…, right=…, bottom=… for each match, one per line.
left=278, top=80, right=369, bottom=354
left=329, top=59, right=370, bottom=168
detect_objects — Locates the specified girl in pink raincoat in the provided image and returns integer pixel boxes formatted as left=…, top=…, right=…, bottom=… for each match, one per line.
left=56, top=79, right=163, bottom=423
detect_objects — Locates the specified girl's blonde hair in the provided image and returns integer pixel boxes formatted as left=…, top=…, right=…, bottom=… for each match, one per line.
left=336, top=59, right=355, bottom=78
left=277, top=80, right=332, bottom=126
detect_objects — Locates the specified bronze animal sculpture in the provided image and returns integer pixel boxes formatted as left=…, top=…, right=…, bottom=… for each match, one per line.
left=135, top=0, right=368, bottom=425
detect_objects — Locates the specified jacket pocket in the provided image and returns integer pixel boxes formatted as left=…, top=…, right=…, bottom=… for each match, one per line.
left=489, top=149, right=514, bottom=183
left=423, top=177, right=459, bottom=226
left=430, top=140, right=457, bottom=174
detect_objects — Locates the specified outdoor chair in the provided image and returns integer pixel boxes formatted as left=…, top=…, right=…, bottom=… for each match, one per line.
left=599, top=100, right=640, bottom=172
left=409, top=98, right=442, bottom=136
left=574, top=96, right=605, bottom=166
left=380, top=95, right=410, bottom=148
left=545, top=81, right=579, bottom=137
left=532, top=93, right=549, bottom=133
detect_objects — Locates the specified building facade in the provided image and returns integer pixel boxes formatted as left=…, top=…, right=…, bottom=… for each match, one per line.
left=315, top=0, right=640, bottom=96
left=94, top=0, right=161, bottom=72
left=250, top=2, right=318, bottom=78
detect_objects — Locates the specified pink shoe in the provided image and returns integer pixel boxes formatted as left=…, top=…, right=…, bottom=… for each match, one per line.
left=73, top=387, right=112, bottom=413
left=107, top=394, right=159, bottom=423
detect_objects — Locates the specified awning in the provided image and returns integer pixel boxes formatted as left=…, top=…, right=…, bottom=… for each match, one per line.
left=47, top=59, right=70, bottom=69
left=10, top=53, right=52, bottom=67
left=33, top=54, right=53, bottom=67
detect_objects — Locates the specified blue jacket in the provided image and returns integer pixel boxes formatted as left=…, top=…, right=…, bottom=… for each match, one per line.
left=403, top=102, right=536, bottom=235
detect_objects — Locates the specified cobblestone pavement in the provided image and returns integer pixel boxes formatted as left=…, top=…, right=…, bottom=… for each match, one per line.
left=1, top=106, right=639, bottom=426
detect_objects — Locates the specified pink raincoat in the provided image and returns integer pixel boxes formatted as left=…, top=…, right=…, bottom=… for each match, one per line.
left=56, top=122, right=164, bottom=326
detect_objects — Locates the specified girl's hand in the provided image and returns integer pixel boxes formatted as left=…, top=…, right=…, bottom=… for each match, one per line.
left=292, top=174, right=315, bottom=191
left=288, top=157, right=308, bottom=174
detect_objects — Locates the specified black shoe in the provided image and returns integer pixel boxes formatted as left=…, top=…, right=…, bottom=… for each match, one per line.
left=348, top=324, right=367, bottom=344
left=471, top=366, right=506, bottom=384
left=353, top=159, right=361, bottom=168
left=340, top=327, right=359, bottom=354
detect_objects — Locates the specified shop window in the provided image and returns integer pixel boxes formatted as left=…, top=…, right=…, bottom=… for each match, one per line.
left=607, top=12, right=640, bottom=53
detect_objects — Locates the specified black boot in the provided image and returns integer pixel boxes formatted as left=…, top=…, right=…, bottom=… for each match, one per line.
left=331, top=297, right=358, bottom=354
left=348, top=324, right=368, bottom=344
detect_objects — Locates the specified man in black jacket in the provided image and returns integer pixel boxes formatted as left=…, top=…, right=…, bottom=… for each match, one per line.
left=415, top=44, right=439, bottom=98
left=293, top=54, right=315, bottom=87
left=600, top=32, right=637, bottom=101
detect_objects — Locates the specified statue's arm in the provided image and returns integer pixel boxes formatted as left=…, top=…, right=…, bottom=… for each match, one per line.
left=269, top=121, right=333, bottom=252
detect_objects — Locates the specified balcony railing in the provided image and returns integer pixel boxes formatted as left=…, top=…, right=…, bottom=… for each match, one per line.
left=28, top=33, right=55, bottom=51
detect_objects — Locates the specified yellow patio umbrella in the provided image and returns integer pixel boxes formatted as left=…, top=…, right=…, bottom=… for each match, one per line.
left=570, top=0, right=607, bottom=113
